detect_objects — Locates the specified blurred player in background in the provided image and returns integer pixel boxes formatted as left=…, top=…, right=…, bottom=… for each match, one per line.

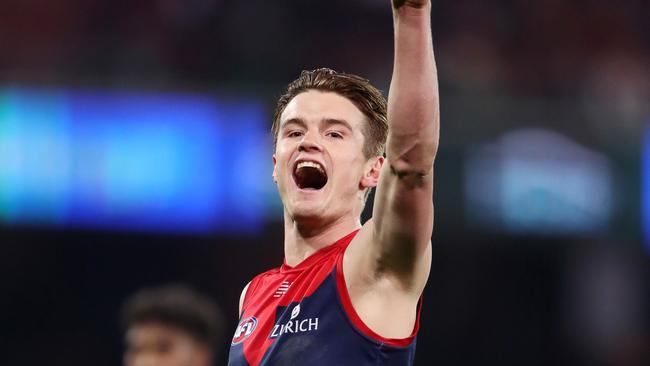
left=122, top=284, right=224, bottom=366
left=228, top=0, right=439, bottom=365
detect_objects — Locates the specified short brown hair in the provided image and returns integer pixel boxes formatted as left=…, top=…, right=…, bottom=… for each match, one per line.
left=272, top=68, right=388, bottom=158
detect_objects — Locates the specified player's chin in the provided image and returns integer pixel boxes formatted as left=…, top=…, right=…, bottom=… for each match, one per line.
left=291, top=196, right=321, bottom=210
left=290, top=205, right=326, bottom=225
left=295, top=186, right=325, bottom=196
left=290, top=194, right=326, bottom=213
left=287, top=182, right=329, bottom=214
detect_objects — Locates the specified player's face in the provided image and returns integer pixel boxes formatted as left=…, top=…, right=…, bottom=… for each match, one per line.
left=273, top=90, right=379, bottom=224
left=124, top=323, right=211, bottom=366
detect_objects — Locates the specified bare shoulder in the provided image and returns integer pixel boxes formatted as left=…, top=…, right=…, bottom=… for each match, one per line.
left=343, top=221, right=430, bottom=338
left=238, top=281, right=251, bottom=317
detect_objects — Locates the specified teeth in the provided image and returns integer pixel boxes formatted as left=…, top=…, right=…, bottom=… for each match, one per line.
left=296, top=161, right=324, bottom=172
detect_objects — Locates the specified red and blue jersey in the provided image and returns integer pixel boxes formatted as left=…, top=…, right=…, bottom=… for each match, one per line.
left=228, top=230, right=421, bottom=365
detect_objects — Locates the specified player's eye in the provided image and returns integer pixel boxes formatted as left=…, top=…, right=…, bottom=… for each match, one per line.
left=326, top=131, right=343, bottom=139
left=287, top=130, right=304, bottom=138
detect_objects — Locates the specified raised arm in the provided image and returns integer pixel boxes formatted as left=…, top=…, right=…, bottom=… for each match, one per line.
left=329, top=0, right=440, bottom=339
left=371, top=0, right=439, bottom=290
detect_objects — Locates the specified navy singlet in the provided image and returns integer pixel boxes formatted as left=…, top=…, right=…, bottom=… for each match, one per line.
left=228, top=230, right=421, bottom=365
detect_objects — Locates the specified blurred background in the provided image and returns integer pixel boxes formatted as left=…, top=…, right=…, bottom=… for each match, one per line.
left=1, top=0, right=648, bottom=365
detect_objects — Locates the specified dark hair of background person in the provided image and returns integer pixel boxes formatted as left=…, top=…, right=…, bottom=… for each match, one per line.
left=120, top=284, right=224, bottom=349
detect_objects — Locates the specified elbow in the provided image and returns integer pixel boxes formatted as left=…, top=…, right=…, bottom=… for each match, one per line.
left=389, top=161, right=432, bottom=182
left=387, top=138, right=438, bottom=177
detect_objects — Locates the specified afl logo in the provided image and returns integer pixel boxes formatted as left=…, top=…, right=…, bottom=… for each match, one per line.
left=232, top=316, right=258, bottom=345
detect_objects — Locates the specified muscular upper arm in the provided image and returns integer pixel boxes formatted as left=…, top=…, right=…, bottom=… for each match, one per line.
left=238, top=282, right=251, bottom=317
left=370, top=158, right=434, bottom=290
left=351, top=34, right=438, bottom=295
left=362, top=2, right=437, bottom=292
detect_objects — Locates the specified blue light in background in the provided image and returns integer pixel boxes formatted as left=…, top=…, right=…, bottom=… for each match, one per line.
left=464, top=128, right=612, bottom=236
left=0, top=87, right=272, bottom=234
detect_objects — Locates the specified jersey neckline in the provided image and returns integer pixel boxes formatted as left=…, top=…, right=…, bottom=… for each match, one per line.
left=280, top=229, right=360, bottom=273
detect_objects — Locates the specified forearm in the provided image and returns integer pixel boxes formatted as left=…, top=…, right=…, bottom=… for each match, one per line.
left=387, top=2, right=439, bottom=172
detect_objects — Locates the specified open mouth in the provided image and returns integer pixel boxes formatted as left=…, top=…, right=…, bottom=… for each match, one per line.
left=293, top=161, right=328, bottom=190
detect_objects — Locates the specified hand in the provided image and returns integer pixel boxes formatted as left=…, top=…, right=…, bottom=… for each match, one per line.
left=392, top=0, right=429, bottom=9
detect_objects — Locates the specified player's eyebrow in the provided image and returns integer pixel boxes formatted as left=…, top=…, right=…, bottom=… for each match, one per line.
left=281, top=117, right=353, bottom=132
left=321, top=118, right=353, bottom=132
left=280, top=118, right=307, bottom=130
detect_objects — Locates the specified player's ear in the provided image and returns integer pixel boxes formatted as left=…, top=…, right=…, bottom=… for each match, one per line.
left=360, top=156, right=384, bottom=188
left=272, top=155, right=278, bottom=183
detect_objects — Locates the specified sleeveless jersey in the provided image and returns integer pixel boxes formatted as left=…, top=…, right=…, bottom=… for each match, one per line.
left=228, top=230, right=421, bottom=366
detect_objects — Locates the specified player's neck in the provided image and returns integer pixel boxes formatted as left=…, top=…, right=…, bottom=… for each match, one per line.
left=283, top=212, right=361, bottom=267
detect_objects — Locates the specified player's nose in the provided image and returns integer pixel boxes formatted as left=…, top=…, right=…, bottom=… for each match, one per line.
left=298, top=132, right=323, bottom=152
